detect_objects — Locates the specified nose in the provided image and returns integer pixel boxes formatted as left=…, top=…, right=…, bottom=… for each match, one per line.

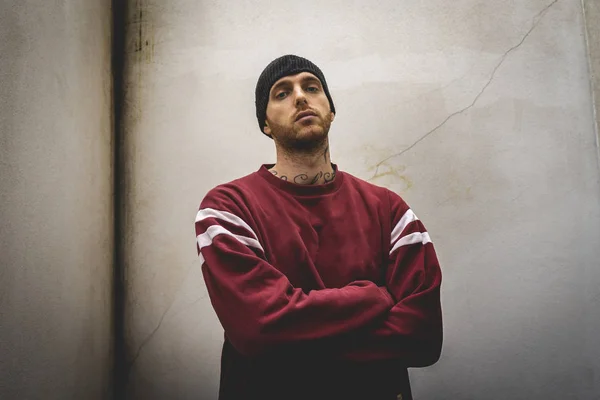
left=293, top=86, right=308, bottom=106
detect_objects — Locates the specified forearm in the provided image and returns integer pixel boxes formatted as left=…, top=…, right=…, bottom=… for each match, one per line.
left=330, top=214, right=443, bottom=366
left=335, top=304, right=443, bottom=366
left=201, top=240, right=395, bottom=356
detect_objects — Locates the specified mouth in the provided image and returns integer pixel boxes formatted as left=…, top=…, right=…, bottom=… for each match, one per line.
left=295, top=110, right=317, bottom=121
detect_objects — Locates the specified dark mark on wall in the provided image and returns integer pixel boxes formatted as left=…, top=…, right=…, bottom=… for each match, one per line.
left=111, top=0, right=127, bottom=397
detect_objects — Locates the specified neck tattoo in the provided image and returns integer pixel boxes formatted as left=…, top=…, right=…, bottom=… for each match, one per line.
left=270, top=169, right=336, bottom=185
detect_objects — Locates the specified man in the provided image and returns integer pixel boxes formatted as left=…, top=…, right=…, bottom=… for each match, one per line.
left=195, top=54, right=443, bottom=400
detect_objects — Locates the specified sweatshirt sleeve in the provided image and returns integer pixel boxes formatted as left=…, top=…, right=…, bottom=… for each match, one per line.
left=337, top=191, right=443, bottom=367
left=195, top=186, right=395, bottom=357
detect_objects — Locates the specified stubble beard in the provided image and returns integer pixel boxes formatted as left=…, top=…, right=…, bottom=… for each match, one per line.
left=270, top=114, right=332, bottom=156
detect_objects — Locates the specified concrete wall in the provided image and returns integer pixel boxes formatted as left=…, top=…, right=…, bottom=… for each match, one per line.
left=582, top=0, right=600, bottom=395
left=0, top=1, right=114, bottom=399
left=122, top=0, right=600, bottom=399
left=584, top=0, right=600, bottom=155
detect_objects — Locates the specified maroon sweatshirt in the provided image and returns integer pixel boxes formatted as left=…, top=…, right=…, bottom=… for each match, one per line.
left=195, top=164, right=442, bottom=400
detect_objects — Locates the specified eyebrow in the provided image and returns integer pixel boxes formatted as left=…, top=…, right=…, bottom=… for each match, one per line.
left=271, top=76, right=322, bottom=94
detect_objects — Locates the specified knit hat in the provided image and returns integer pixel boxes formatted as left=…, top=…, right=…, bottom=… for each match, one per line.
left=255, top=54, right=336, bottom=138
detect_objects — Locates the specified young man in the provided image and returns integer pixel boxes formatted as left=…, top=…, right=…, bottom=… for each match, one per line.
left=195, top=55, right=443, bottom=400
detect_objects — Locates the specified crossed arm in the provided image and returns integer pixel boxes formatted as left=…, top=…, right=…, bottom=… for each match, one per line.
left=195, top=189, right=442, bottom=366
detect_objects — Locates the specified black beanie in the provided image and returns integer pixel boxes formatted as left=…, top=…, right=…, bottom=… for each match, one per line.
left=255, top=54, right=336, bottom=138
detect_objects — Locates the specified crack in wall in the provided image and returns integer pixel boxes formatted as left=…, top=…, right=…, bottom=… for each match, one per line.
left=126, top=263, right=197, bottom=372
left=127, top=298, right=172, bottom=369
left=369, top=0, right=560, bottom=182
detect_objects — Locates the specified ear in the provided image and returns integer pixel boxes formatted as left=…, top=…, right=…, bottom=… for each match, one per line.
left=330, top=111, right=335, bottom=122
left=263, top=121, right=272, bottom=136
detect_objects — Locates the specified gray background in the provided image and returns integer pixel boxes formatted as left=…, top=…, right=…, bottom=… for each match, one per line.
left=0, top=1, right=113, bottom=399
left=1, top=0, right=599, bottom=399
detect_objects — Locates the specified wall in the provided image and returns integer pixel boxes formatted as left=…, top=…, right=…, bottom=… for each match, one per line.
left=0, top=1, right=114, bottom=399
left=582, top=0, right=600, bottom=395
left=584, top=0, right=600, bottom=155
left=122, top=0, right=600, bottom=399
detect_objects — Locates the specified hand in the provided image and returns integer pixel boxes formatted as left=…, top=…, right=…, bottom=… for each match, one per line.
left=378, top=286, right=395, bottom=307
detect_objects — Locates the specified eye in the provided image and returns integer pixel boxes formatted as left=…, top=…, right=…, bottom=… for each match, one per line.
left=275, top=91, right=287, bottom=99
left=307, top=86, right=319, bottom=92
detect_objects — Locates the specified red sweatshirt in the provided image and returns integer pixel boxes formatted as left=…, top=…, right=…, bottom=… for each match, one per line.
left=195, top=164, right=442, bottom=400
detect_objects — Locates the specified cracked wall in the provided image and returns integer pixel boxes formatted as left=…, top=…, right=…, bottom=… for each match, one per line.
left=122, top=0, right=600, bottom=399
left=0, top=1, right=114, bottom=399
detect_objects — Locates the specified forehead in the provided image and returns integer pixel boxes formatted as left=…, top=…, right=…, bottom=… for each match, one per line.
left=270, top=72, right=321, bottom=90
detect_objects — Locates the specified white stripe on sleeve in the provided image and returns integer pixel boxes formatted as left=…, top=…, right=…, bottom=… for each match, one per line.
left=196, top=208, right=258, bottom=240
left=389, top=232, right=431, bottom=255
left=197, top=225, right=264, bottom=265
left=391, top=209, right=419, bottom=245
left=196, top=208, right=263, bottom=265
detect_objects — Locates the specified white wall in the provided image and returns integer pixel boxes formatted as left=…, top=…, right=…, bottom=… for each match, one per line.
left=0, top=1, right=114, bottom=399
left=122, top=0, right=600, bottom=399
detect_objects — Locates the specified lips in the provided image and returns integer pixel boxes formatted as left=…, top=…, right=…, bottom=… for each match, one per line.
left=295, top=110, right=317, bottom=121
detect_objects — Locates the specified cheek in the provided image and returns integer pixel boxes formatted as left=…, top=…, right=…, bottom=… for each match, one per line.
left=267, top=105, right=286, bottom=122
left=320, top=99, right=332, bottom=114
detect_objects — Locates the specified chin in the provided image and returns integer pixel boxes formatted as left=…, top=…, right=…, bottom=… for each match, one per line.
left=296, top=123, right=328, bottom=138
left=271, top=121, right=330, bottom=150
left=295, top=130, right=327, bottom=146
left=278, top=127, right=326, bottom=151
